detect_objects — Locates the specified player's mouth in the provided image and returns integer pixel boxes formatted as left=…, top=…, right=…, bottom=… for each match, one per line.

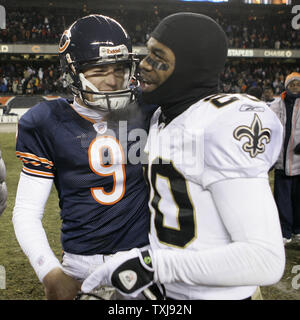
left=139, top=76, right=157, bottom=92
left=140, top=80, right=154, bottom=91
left=290, top=89, right=300, bottom=95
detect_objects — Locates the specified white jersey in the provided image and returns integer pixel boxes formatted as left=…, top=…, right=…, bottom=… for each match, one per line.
left=144, top=93, right=283, bottom=299
left=265, top=96, right=280, bottom=108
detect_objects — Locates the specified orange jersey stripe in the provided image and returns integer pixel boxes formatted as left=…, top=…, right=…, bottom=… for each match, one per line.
left=18, top=156, right=41, bottom=167
left=23, top=166, right=54, bottom=178
left=16, top=151, right=54, bottom=166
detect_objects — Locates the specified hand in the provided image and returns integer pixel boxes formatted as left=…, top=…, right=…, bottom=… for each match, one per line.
left=81, top=249, right=161, bottom=299
left=43, top=267, right=81, bottom=300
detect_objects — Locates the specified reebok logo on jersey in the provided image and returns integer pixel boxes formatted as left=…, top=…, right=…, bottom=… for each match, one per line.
left=239, top=104, right=265, bottom=112
left=118, top=270, right=137, bottom=290
left=233, top=113, right=271, bottom=158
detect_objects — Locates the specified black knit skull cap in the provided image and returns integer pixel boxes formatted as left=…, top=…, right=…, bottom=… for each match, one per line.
left=142, top=12, right=228, bottom=120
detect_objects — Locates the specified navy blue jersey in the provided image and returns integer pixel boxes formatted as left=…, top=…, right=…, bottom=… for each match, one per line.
left=16, top=98, right=156, bottom=255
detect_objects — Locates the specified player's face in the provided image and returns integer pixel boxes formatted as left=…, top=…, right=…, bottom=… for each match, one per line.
left=264, top=89, right=273, bottom=100
left=83, top=63, right=127, bottom=101
left=287, top=80, right=300, bottom=95
left=139, top=37, right=175, bottom=92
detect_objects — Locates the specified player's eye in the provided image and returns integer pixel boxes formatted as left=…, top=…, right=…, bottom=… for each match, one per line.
left=152, top=51, right=164, bottom=62
left=144, top=55, right=169, bottom=71
left=113, top=66, right=126, bottom=77
left=154, top=54, right=162, bottom=60
left=98, top=67, right=110, bottom=75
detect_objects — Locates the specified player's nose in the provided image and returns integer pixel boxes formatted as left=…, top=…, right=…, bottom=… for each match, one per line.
left=139, top=56, right=152, bottom=72
left=104, top=72, right=118, bottom=88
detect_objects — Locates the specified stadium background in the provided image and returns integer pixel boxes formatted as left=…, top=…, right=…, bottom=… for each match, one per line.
left=0, top=0, right=300, bottom=300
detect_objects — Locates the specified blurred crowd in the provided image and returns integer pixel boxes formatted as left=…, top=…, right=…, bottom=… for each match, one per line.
left=0, top=10, right=62, bottom=44
left=0, top=4, right=298, bottom=97
left=0, top=63, right=63, bottom=95
left=220, top=60, right=300, bottom=96
left=218, top=16, right=300, bottom=50
left=0, top=59, right=298, bottom=98
left=0, top=6, right=299, bottom=49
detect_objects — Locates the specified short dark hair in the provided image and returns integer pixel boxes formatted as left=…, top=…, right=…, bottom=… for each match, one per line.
left=263, top=86, right=273, bottom=92
left=247, top=86, right=262, bottom=99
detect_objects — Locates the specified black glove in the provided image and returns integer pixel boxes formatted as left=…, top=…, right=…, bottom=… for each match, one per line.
left=81, top=248, right=165, bottom=299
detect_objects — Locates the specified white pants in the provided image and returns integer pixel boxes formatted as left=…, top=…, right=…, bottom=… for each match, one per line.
left=61, top=246, right=150, bottom=300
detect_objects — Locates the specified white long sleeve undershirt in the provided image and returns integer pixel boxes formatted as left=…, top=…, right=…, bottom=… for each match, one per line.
left=153, top=178, right=286, bottom=287
left=12, top=172, right=62, bottom=282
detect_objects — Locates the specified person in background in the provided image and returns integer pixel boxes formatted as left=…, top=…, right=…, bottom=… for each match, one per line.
left=0, top=149, right=7, bottom=216
left=247, top=86, right=262, bottom=100
left=271, top=72, right=300, bottom=245
left=263, top=86, right=279, bottom=107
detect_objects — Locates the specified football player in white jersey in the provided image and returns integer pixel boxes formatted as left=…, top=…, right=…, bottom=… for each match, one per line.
left=81, top=13, right=285, bottom=300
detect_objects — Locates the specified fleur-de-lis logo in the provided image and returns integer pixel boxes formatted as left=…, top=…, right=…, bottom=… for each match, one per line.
left=233, top=113, right=271, bottom=158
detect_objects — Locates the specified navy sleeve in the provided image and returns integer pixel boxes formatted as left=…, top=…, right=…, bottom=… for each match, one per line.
left=16, top=103, right=55, bottom=179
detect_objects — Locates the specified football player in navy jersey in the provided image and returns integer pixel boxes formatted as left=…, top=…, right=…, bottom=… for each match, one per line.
left=12, top=15, right=156, bottom=300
